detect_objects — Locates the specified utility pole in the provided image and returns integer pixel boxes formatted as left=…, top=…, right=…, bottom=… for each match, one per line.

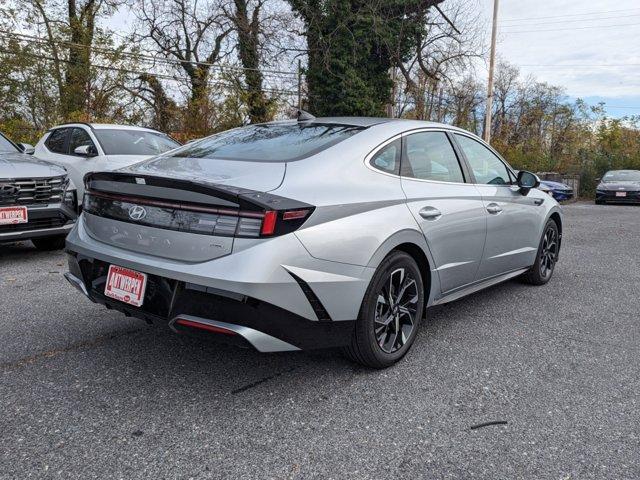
left=297, top=59, right=302, bottom=110
left=484, top=0, right=499, bottom=143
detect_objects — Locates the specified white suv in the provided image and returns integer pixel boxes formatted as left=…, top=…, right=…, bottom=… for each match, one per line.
left=34, top=124, right=181, bottom=203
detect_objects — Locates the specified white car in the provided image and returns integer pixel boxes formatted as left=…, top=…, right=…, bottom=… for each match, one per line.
left=34, top=123, right=181, bottom=202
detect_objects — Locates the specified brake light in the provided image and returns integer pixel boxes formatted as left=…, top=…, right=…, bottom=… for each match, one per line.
left=261, top=210, right=278, bottom=235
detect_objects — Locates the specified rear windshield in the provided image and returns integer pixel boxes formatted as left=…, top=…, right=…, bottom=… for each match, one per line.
left=603, top=170, right=640, bottom=182
left=0, top=133, right=18, bottom=153
left=94, top=129, right=180, bottom=156
left=170, top=123, right=365, bottom=162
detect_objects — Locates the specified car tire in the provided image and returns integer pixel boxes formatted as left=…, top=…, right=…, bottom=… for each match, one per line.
left=521, top=219, right=559, bottom=286
left=595, top=199, right=605, bottom=205
left=31, top=235, right=67, bottom=251
left=343, top=251, right=425, bottom=369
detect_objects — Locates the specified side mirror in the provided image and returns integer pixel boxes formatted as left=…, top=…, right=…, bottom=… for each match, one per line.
left=595, top=177, right=601, bottom=183
left=17, top=143, right=35, bottom=155
left=74, top=145, right=98, bottom=157
left=517, top=170, right=540, bottom=195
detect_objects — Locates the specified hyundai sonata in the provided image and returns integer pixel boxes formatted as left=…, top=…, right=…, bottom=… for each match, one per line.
left=64, top=117, right=562, bottom=368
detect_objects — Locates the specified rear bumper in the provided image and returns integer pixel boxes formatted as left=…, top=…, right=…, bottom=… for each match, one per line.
left=0, top=204, right=76, bottom=242
left=65, top=252, right=356, bottom=351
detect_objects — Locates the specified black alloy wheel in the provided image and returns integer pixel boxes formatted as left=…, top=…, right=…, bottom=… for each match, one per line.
left=343, top=251, right=425, bottom=368
left=522, top=219, right=559, bottom=286
left=374, top=267, right=419, bottom=354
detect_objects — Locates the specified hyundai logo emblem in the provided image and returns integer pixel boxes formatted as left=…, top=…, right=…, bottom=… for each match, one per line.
left=128, top=205, right=147, bottom=221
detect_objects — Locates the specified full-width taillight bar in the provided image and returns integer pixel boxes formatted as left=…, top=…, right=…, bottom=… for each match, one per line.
left=84, top=190, right=314, bottom=238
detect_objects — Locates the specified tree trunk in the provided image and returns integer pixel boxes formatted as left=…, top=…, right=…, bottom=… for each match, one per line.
left=184, top=67, right=211, bottom=136
left=233, top=0, right=270, bottom=123
left=63, top=0, right=95, bottom=119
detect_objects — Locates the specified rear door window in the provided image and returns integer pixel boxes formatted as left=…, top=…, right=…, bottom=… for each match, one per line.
left=171, top=123, right=364, bottom=162
left=45, top=128, right=69, bottom=154
left=401, top=132, right=465, bottom=183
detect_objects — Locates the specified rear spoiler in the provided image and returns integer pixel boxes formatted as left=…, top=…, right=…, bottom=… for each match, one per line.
left=83, top=171, right=315, bottom=238
left=84, top=171, right=311, bottom=212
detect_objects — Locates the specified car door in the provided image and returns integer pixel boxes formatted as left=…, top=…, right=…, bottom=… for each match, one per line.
left=453, top=133, right=543, bottom=280
left=400, top=130, right=487, bottom=294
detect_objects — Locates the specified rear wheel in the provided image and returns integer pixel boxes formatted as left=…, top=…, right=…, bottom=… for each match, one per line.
left=31, top=235, right=66, bottom=251
left=343, top=251, right=425, bottom=368
left=521, top=219, right=559, bottom=285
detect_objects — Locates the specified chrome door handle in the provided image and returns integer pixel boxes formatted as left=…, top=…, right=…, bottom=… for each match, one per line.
left=419, top=206, right=442, bottom=220
left=486, top=203, right=503, bottom=214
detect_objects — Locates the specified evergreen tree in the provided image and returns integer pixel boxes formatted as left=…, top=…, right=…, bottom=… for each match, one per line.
left=287, top=0, right=444, bottom=116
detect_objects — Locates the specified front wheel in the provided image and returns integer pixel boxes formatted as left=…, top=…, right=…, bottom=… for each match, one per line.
left=521, top=220, right=559, bottom=285
left=31, top=235, right=67, bottom=251
left=343, top=251, right=425, bottom=368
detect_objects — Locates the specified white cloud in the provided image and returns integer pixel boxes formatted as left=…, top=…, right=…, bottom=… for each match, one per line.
left=480, top=0, right=640, bottom=99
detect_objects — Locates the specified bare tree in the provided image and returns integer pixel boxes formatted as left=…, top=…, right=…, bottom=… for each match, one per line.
left=395, top=0, right=485, bottom=120
left=134, top=0, right=233, bottom=134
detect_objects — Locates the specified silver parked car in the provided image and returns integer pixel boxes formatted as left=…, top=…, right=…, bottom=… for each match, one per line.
left=64, top=118, right=562, bottom=368
left=1, top=132, right=77, bottom=250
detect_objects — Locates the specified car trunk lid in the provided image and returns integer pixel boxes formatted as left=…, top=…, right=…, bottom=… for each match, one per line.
left=81, top=171, right=312, bottom=262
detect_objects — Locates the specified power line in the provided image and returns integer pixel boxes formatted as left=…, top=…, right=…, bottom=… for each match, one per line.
left=501, top=22, right=640, bottom=34
left=0, top=47, right=300, bottom=96
left=500, top=7, right=640, bottom=23
left=0, top=30, right=299, bottom=77
left=516, top=64, right=640, bottom=68
left=500, top=13, right=640, bottom=28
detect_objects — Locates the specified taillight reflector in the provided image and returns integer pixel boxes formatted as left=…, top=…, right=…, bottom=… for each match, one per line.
left=282, top=209, right=310, bottom=221
left=261, top=210, right=278, bottom=235
left=175, top=318, right=236, bottom=336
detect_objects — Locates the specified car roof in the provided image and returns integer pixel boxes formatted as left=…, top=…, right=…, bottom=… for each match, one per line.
left=279, top=117, right=469, bottom=132
left=49, top=123, right=162, bottom=133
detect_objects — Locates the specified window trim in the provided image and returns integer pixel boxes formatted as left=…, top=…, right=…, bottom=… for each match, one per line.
left=401, top=130, right=469, bottom=184
left=364, top=128, right=472, bottom=186
left=368, top=137, right=402, bottom=175
left=450, top=132, right=517, bottom=187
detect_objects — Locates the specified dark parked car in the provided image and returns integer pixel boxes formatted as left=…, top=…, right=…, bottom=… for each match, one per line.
left=538, top=179, right=574, bottom=202
left=0, top=132, right=77, bottom=250
left=595, top=170, right=640, bottom=204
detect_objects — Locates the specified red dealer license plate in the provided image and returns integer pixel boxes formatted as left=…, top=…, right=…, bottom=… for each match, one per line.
left=0, top=206, right=28, bottom=225
left=104, top=265, right=148, bottom=307
left=616, top=191, right=627, bottom=197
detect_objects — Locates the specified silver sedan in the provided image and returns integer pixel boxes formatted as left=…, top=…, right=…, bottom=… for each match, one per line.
left=64, top=117, right=562, bottom=368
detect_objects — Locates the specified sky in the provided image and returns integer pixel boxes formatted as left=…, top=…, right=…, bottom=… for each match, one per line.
left=105, top=1, right=640, bottom=119
left=478, top=0, right=640, bottom=118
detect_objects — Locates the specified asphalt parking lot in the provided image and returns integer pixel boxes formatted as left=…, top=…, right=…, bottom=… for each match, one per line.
left=1, top=202, right=639, bottom=479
